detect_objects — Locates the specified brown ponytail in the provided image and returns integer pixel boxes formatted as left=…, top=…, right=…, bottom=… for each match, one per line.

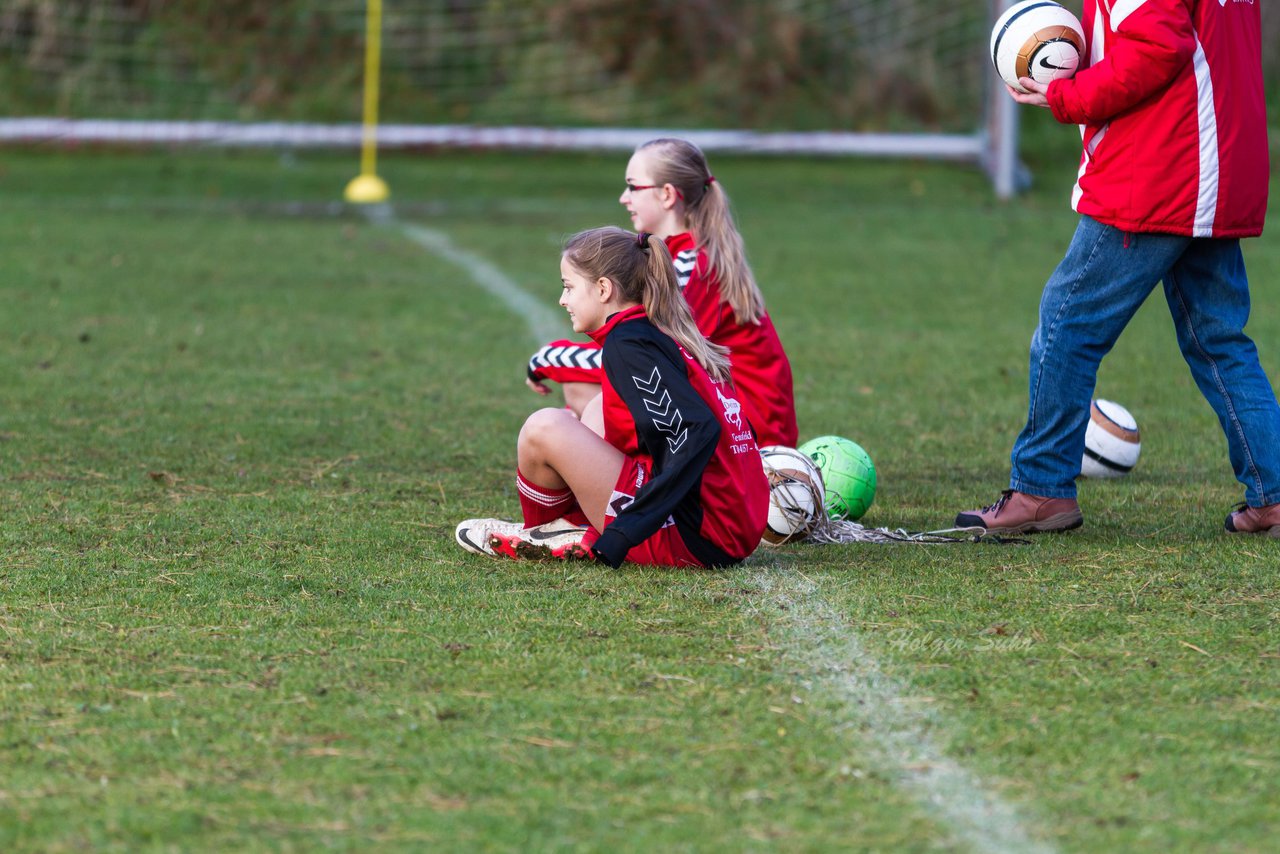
left=563, top=226, right=731, bottom=382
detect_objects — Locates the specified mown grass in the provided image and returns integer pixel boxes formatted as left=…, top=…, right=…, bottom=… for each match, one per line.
left=1, top=142, right=1277, bottom=852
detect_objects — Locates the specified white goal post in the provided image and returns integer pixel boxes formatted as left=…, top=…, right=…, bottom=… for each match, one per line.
left=0, top=1, right=1024, bottom=197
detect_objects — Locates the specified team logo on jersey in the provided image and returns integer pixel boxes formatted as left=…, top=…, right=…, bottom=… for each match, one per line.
left=633, top=366, right=688, bottom=453
left=716, top=386, right=742, bottom=429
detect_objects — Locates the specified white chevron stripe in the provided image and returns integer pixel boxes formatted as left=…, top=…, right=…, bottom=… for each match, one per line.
left=633, top=366, right=662, bottom=395
left=539, top=345, right=598, bottom=365
left=667, top=431, right=688, bottom=453
left=673, top=250, right=697, bottom=288
left=651, top=407, right=684, bottom=436
left=643, top=390, right=673, bottom=418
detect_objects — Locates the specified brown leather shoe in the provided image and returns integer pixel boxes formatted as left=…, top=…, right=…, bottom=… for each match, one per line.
left=1224, top=503, right=1280, bottom=538
left=955, top=489, right=1083, bottom=534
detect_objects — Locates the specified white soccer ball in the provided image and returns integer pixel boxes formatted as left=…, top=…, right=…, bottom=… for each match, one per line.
left=1081, top=399, right=1141, bottom=479
left=990, top=0, right=1086, bottom=94
left=758, top=445, right=825, bottom=546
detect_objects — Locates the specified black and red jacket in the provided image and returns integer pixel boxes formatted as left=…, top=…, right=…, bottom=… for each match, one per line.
left=588, top=305, right=769, bottom=568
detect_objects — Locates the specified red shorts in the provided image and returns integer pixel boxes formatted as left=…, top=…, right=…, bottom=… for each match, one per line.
left=581, top=457, right=704, bottom=568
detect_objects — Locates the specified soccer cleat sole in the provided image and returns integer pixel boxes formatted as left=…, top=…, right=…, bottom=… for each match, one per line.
left=525, top=540, right=591, bottom=560
left=485, top=531, right=591, bottom=561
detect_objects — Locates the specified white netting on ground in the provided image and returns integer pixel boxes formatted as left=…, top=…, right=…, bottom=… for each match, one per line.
left=807, top=517, right=1024, bottom=546
left=762, top=449, right=1025, bottom=546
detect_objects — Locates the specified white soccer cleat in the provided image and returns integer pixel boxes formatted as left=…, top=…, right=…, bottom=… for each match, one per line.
left=490, top=518, right=591, bottom=560
left=455, top=517, right=591, bottom=560
left=459, top=517, right=591, bottom=561
left=454, top=518, right=525, bottom=557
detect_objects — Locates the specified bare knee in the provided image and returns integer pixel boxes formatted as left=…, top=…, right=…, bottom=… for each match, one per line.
left=518, top=407, right=578, bottom=466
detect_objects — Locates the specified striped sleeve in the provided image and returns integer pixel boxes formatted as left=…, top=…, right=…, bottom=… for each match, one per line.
left=527, top=339, right=603, bottom=384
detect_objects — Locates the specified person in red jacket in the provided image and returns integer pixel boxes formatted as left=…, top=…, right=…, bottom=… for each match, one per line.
left=957, top=0, right=1280, bottom=536
left=526, top=138, right=799, bottom=448
left=456, top=226, right=770, bottom=567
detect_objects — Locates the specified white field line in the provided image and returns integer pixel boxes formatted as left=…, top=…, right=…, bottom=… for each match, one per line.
left=749, top=569, right=1054, bottom=854
left=398, top=222, right=567, bottom=345
left=397, top=214, right=1051, bottom=853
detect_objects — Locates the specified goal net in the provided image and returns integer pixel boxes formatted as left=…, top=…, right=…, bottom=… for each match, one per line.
left=0, top=1, right=1022, bottom=193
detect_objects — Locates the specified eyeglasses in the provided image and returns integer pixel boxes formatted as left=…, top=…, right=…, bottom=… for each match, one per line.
left=624, top=182, right=661, bottom=193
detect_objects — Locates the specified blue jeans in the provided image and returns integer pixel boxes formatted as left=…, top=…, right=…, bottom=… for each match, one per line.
left=1010, top=215, right=1280, bottom=507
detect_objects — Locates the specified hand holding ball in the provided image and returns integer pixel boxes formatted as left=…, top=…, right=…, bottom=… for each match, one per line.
left=991, top=1, right=1085, bottom=94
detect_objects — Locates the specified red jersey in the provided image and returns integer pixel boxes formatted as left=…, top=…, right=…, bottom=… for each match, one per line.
left=587, top=305, right=769, bottom=568
left=1047, top=0, right=1268, bottom=237
left=667, top=231, right=799, bottom=446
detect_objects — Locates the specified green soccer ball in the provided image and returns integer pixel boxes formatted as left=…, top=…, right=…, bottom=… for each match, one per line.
left=797, top=435, right=876, bottom=521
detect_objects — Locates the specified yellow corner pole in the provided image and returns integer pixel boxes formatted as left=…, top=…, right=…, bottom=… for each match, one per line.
left=344, top=0, right=390, bottom=204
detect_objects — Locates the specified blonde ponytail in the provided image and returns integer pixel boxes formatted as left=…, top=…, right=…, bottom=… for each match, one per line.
left=637, top=138, right=767, bottom=325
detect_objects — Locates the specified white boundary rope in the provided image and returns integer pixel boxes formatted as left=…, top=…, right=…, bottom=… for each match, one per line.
left=760, top=455, right=1024, bottom=546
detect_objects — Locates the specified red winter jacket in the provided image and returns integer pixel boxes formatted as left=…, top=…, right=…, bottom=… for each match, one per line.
left=1046, top=0, right=1268, bottom=238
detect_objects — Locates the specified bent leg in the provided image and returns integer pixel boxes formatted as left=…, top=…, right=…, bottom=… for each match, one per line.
left=562, top=382, right=602, bottom=418
left=1010, top=218, right=1178, bottom=498
left=579, top=391, right=605, bottom=437
left=1163, top=240, right=1280, bottom=506
left=518, top=407, right=623, bottom=531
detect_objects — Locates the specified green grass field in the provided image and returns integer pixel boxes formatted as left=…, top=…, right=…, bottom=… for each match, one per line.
left=2, top=138, right=1278, bottom=852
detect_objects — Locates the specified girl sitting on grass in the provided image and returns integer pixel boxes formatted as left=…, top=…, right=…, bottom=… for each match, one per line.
left=456, top=226, right=769, bottom=568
